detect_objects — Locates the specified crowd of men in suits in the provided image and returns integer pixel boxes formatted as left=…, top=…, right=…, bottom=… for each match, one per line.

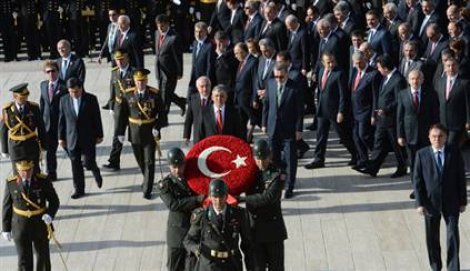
left=1, top=0, right=470, bottom=270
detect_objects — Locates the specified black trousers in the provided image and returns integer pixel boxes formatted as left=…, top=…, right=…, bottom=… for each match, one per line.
left=158, top=70, right=177, bottom=126
left=131, top=141, right=155, bottom=196
left=21, top=15, right=41, bottom=59
left=0, top=15, right=17, bottom=61
left=253, top=241, right=284, bottom=271
left=352, top=119, right=374, bottom=166
left=69, top=146, right=100, bottom=193
left=44, top=14, right=61, bottom=58
left=270, top=134, right=297, bottom=190
left=369, top=123, right=406, bottom=173
left=46, top=130, right=59, bottom=175
left=447, top=129, right=465, bottom=147
left=313, top=116, right=356, bottom=162
left=405, top=141, right=429, bottom=183
left=13, top=218, right=51, bottom=271
left=107, top=114, right=124, bottom=166
left=424, top=214, right=460, bottom=271
left=167, top=247, right=186, bottom=271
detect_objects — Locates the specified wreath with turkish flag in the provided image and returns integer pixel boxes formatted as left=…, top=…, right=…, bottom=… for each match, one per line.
left=185, top=135, right=257, bottom=201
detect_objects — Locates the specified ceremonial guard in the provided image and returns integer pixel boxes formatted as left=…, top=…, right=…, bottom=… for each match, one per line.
left=1, top=83, right=47, bottom=173
left=0, top=0, right=18, bottom=62
left=67, top=0, right=91, bottom=58
left=102, top=49, right=135, bottom=171
left=19, top=0, right=42, bottom=60
left=117, top=69, right=165, bottom=199
left=158, top=147, right=205, bottom=271
left=238, top=139, right=287, bottom=271
left=42, top=0, right=62, bottom=58
left=2, top=160, right=60, bottom=271
left=184, top=179, right=254, bottom=271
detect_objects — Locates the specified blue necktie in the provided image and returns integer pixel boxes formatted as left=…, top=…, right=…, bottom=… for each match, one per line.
left=436, top=151, right=443, bottom=174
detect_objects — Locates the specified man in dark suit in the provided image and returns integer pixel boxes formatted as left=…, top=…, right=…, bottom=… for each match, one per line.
left=334, top=1, right=359, bottom=36
left=397, top=70, right=439, bottom=199
left=98, top=8, right=120, bottom=64
left=414, top=0, right=440, bottom=47
left=39, top=61, right=67, bottom=181
left=59, top=78, right=103, bottom=199
left=262, top=63, right=303, bottom=198
left=435, top=58, right=470, bottom=146
left=183, top=76, right=212, bottom=144
left=115, top=15, right=142, bottom=68
left=19, top=0, right=41, bottom=60
left=56, top=39, right=86, bottom=84
left=66, top=0, right=89, bottom=58
left=188, top=22, right=216, bottom=99
left=312, top=18, right=341, bottom=75
left=366, top=10, right=393, bottom=58
left=102, top=50, right=135, bottom=172
left=0, top=0, right=18, bottom=62
left=208, top=0, right=231, bottom=34
left=355, top=55, right=408, bottom=178
left=422, top=24, right=448, bottom=66
left=258, top=2, right=288, bottom=52
left=383, top=2, right=403, bottom=63
left=41, top=0, right=62, bottom=59
left=348, top=51, right=381, bottom=169
left=304, top=52, right=357, bottom=169
left=399, top=40, right=424, bottom=79
left=413, top=124, right=467, bottom=271
left=225, top=0, right=245, bottom=44
left=432, top=49, right=453, bottom=89
left=155, top=14, right=185, bottom=125
left=234, top=42, right=258, bottom=140
left=398, top=22, right=420, bottom=62
left=213, top=31, right=238, bottom=94
left=243, top=0, right=263, bottom=41
left=286, top=15, right=309, bottom=72
left=199, top=85, right=243, bottom=141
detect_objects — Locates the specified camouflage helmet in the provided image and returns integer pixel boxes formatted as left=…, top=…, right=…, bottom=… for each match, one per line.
left=209, top=179, right=228, bottom=197
left=253, top=139, right=271, bottom=159
left=167, top=147, right=185, bottom=166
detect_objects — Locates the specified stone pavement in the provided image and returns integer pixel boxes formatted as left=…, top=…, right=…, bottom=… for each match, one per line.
left=0, top=55, right=469, bottom=271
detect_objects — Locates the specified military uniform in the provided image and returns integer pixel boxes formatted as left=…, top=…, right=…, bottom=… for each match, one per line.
left=2, top=171, right=60, bottom=271
left=242, top=164, right=288, bottom=271
left=19, top=0, right=42, bottom=60
left=0, top=0, right=18, bottom=62
left=184, top=205, right=254, bottom=271
left=1, top=101, right=47, bottom=173
left=67, top=0, right=91, bottom=57
left=41, top=0, right=62, bottom=59
left=105, top=64, right=135, bottom=168
left=117, top=84, right=165, bottom=198
left=158, top=174, right=204, bottom=271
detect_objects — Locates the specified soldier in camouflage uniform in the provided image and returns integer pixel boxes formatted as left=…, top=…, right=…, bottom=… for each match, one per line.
left=1, top=160, right=60, bottom=271
left=158, top=147, right=205, bottom=271
left=238, top=139, right=288, bottom=271
left=184, top=179, right=254, bottom=271
left=1, top=83, right=47, bottom=174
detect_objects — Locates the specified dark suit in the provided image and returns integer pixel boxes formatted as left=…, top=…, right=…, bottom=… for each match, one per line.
left=341, top=17, right=359, bottom=36
left=367, top=25, right=393, bottom=57
left=226, top=8, right=245, bottom=44
left=209, top=0, right=231, bottom=32
left=183, top=93, right=211, bottom=144
left=312, top=32, right=340, bottom=74
left=214, top=49, right=238, bottom=95
left=56, top=54, right=86, bottom=84
left=99, top=22, right=119, bottom=62
left=234, top=55, right=258, bottom=138
left=314, top=68, right=356, bottom=163
left=155, top=29, right=183, bottom=122
left=114, top=29, right=143, bottom=68
left=59, top=92, right=103, bottom=194
left=188, top=39, right=216, bottom=98
left=198, top=104, right=243, bottom=141
left=367, top=71, right=408, bottom=174
left=39, top=79, right=67, bottom=176
left=244, top=12, right=263, bottom=41
left=435, top=76, right=470, bottom=146
left=262, top=79, right=303, bottom=191
left=413, top=145, right=467, bottom=271
left=350, top=67, right=381, bottom=166
left=288, top=26, right=309, bottom=71
left=258, top=18, right=288, bottom=52
left=399, top=58, right=424, bottom=79
left=397, top=88, right=439, bottom=180
left=416, top=12, right=440, bottom=47
left=42, top=0, right=61, bottom=59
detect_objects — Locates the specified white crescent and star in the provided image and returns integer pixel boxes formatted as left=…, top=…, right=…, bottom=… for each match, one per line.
left=197, top=146, right=248, bottom=178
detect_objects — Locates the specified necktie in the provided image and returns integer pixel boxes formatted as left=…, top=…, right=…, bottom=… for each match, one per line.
left=196, top=42, right=202, bottom=57
left=159, top=34, right=164, bottom=48
left=201, top=98, right=206, bottom=107
left=237, top=60, right=245, bottom=76
left=262, top=59, right=270, bottom=78
left=446, top=78, right=453, bottom=100
left=73, top=98, right=80, bottom=116
left=319, top=39, right=326, bottom=55
left=49, top=82, right=54, bottom=101
left=61, top=59, right=68, bottom=79
left=109, top=25, right=116, bottom=52
left=404, top=60, right=411, bottom=76
left=245, top=17, right=251, bottom=30
left=413, top=91, right=419, bottom=111
left=119, top=32, right=125, bottom=46
left=368, top=30, right=375, bottom=42
left=19, top=106, right=24, bottom=116
left=217, top=213, right=224, bottom=229
left=321, top=70, right=329, bottom=90
left=430, top=42, right=437, bottom=55
left=277, top=84, right=283, bottom=106
left=216, top=109, right=223, bottom=133
left=290, top=32, right=296, bottom=43
left=436, top=151, right=443, bottom=174
left=352, top=71, right=361, bottom=92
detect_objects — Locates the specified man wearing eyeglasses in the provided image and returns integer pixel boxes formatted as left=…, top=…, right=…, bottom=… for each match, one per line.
left=39, top=60, right=68, bottom=181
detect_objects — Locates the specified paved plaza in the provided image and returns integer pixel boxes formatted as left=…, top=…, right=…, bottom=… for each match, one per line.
left=0, top=55, right=469, bottom=271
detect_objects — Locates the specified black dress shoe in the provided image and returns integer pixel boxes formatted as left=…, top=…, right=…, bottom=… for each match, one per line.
left=143, top=193, right=152, bottom=200
left=93, top=170, right=103, bottom=189
left=284, top=189, right=294, bottom=199
left=306, top=122, right=317, bottom=131
left=71, top=191, right=85, bottom=199
left=348, top=159, right=357, bottom=166
left=47, top=172, right=57, bottom=181
left=391, top=169, right=407, bottom=178
left=102, top=104, right=110, bottom=110
left=102, top=164, right=120, bottom=171
left=409, top=192, right=415, bottom=199
left=355, top=167, right=377, bottom=177
left=304, top=160, right=325, bottom=169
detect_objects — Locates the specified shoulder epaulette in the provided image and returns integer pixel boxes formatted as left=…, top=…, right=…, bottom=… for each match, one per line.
left=112, top=66, right=119, bottom=71
left=2, top=102, right=13, bottom=110
left=125, top=87, right=136, bottom=93
left=7, top=175, right=17, bottom=182
left=148, top=86, right=159, bottom=94
left=36, top=173, right=48, bottom=179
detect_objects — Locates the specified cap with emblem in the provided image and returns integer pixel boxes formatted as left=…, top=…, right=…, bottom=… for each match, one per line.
left=133, top=68, right=150, bottom=81
left=10, top=83, right=30, bottom=96
left=253, top=139, right=271, bottom=160
left=209, top=178, right=228, bottom=197
left=15, top=160, right=34, bottom=171
left=167, top=147, right=185, bottom=166
left=114, top=49, right=128, bottom=60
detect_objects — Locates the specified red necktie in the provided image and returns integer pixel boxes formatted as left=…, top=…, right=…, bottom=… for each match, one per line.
left=159, top=34, right=164, bottom=48
left=119, top=33, right=124, bottom=46
left=48, top=83, right=54, bottom=102
left=216, top=109, right=223, bottom=133
left=321, top=70, right=329, bottom=90
left=352, top=71, right=361, bottom=92
left=201, top=98, right=206, bottom=107
left=413, top=91, right=419, bottom=111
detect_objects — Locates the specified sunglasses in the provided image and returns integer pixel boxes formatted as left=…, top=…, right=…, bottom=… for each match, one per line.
left=46, top=70, right=57, bottom=73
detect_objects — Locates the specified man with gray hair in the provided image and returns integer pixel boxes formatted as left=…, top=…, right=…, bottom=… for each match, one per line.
left=184, top=76, right=212, bottom=144
left=115, top=15, right=142, bottom=68
left=258, top=2, right=288, bottom=52
left=285, top=14, right=309, bottom=74
left=243, top=0, right=263, bottom=40
left=56, top=39, right=86, bottom=84
left=334, top=1, right=358, bottom=35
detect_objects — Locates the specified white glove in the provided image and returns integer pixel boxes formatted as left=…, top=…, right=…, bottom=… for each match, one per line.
left=291, top=3, right=297, bottom=11
left=189, top=6, right=195, bottom=14
left=152, top=129, right=160, bottom=138
left=172, top=0, right=181, bottom=5
left=117, top=135, right=125, bottom=143
left=42, top=214, right=52, bottom=225
left=1, top=232, right=11, bottom=242
left=195, top=11, right=201, bottom=20
left=12, top=12, right=18, bottom=19
left=109, top=109, right=114, bottom=116
left=58, top=6, right=64, bottom=13
left=1, top=153, right=9, bottom=159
